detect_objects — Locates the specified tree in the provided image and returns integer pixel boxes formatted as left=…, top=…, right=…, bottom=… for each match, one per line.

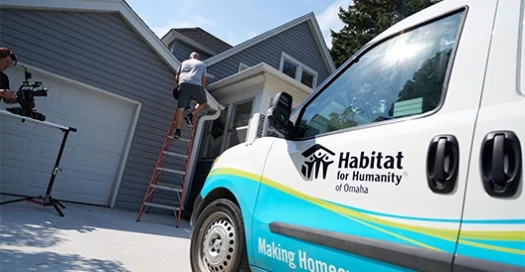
left=387, top=48, right=452, bottom=116
left=329, top=0, right=442, bottom=68
left=328, top=106, right=361, bottom=129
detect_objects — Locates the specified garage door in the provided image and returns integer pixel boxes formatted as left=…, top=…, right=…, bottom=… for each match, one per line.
left=0, top=66, right=138, bottom=206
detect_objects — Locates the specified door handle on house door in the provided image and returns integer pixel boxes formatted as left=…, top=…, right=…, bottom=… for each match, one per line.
left=426, top=135, right=459, bottom=194
left=480, top=131, right=522, bottom=197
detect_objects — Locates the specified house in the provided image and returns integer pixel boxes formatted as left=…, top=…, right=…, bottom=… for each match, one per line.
left=0, top=0, right=335, bottom=218
left=161, top=13, right=336, bottom=214
left=162, top=27, right=233, bottom=62
left=0, top=0, right=222, bottom=212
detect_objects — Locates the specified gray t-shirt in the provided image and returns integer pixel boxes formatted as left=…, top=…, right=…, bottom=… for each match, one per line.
left=178, top=59, right=207, bottom=86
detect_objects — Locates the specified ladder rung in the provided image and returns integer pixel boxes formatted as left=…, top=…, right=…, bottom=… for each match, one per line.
left=157, top=167, right=185, bottom=175
left=162, top=151, right=188, bottom=159
left=144, top=202, right=180, bottom=211
left=151, top=182, right=183, bottom=192
left=168, top=135, right=191, bottom=143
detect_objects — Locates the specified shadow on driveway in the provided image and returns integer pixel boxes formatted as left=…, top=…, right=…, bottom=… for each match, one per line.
left=0, top=199, right=193, bottom=271
left=0, top=197, right=191, bottom=249
left=0, top=249, right=130, bottom=272
left=40, top=201, right=192, bottom=239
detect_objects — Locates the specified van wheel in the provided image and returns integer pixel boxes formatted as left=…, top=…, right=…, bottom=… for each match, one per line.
left=190, top=198, right=250, bottom=272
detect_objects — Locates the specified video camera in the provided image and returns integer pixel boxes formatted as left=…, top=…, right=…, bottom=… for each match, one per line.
left=6, top=66, right=48, bottom=121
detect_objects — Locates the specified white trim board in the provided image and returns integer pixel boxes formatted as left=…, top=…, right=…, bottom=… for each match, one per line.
left=16, top=61, right=141, bottom=106
left=208, top=62, right=312, bottom=95
left=0, top=0, right=224, bottom=112
left=203, top=12, right=336, bottom=73
left=10, top=61, right=141, bottom=208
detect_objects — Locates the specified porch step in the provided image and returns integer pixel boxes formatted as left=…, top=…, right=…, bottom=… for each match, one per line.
left=157, top=167, right=185, bottom=175
left=162, top=151, right=188, bottom=160
left=150, top=182, right=183, bottom=193
left=144, top=202, right=180, bottom=211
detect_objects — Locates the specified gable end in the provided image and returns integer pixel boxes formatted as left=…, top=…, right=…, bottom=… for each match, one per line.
left=206, top=21, right=332, bottom=88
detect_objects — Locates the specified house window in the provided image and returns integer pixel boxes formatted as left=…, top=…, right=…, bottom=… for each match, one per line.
left=199, top=98, right=255, bottom=160
left=225, top=99, right=254, bottom=149
left=238, top=62, right=250, bottom=72
left=279, top=52, right=318, bottom=88
left=282, top=59, right=297, bottom=78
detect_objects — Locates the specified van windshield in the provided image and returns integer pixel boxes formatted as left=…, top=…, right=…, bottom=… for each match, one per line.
left=296, top=10, right=465, bottom=138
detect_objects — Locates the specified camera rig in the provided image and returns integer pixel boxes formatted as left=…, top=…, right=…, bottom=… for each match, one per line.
left=6, top=66, right=48, bottom=121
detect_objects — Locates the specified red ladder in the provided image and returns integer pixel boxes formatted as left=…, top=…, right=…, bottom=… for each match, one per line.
left=136, top=110, right=197, bottom=228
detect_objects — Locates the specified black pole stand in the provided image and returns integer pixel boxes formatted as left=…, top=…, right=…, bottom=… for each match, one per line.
left=0, top=126, right=77, bottom=217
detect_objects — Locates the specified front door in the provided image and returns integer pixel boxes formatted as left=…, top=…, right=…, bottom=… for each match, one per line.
left=251, top=1, right=497, bottom=271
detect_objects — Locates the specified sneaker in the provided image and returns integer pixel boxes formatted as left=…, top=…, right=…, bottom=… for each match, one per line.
left=174, top=128, right=181, bottom=139
left=184, top=113, right=194, bottom=126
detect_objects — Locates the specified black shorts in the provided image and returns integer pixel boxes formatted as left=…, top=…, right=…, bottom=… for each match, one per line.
left=174, top=83, right=208, bottom=109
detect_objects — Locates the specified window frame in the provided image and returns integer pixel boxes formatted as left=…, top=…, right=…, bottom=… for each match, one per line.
left=279, top=52, right=319, bottom=88
left=224, top=97, right=255, bottom=149
left=198, top=96, right=256, bottom=160
left=290, top=6, right=469, bottom=142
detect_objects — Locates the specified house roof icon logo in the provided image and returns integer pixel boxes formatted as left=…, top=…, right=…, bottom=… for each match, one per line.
left=300, top=144, right=335, bottom=180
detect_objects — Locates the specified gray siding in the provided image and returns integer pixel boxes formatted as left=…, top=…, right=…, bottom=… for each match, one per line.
left=0, top=8, right=194, bottom=212
left=170, top=40, right=212, bottom=62
left=207, top=21, right=331, bottom=86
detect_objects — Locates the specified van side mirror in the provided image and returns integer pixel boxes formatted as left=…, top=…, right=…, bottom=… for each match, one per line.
left=267, top=92, right=293, bottom=138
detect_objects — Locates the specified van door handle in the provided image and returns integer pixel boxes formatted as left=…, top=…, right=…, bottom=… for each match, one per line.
left=480, top=131, right=522, bottom=197
left=426, top=135, right=459, bottom=194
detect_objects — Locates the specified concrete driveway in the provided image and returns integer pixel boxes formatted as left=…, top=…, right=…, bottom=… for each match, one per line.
left=0, top=197, right=193, bottom=271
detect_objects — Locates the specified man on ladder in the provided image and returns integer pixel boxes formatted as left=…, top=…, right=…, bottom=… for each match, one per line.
left=173, top=52, right=208, bottom=138
left=136, top=52, right=209, bottom=227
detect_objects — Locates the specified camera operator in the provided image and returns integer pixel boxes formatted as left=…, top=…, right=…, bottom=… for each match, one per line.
left=0, top=47, right=18, bottom=104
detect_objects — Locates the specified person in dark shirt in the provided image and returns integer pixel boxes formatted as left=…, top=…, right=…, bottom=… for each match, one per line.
left=0, top=47, right=18, bottom=104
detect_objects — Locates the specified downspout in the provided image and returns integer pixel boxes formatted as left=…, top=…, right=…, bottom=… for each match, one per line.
left=182, top=104, right=224, bottom=210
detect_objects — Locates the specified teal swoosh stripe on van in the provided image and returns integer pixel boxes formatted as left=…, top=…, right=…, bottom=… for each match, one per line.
left=325, top=200, right=525, bottom=225
left=204, top=168, right=525, bottom=268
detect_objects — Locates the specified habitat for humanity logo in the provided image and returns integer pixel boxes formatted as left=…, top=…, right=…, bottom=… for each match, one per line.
left=300, top=144, right=335, bottom=180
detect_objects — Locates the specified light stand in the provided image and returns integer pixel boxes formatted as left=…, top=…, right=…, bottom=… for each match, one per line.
left=0, top=110, right=77, bottom=217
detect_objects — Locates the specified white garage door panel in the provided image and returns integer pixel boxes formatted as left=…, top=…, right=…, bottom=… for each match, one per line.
left=0, top=66, right=137, bottom=206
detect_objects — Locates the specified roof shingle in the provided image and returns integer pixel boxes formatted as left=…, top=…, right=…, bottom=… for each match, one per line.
left=172, top=27, right=232, bottom=54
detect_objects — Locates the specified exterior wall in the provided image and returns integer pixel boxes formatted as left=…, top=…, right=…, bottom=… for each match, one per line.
left=0, top=8, right=190, bottom=211
left=169, top=39, right=212, bottom=62
left=211, top=78, right=265, bottom=106
left=206, top=21, right=331, bottom=86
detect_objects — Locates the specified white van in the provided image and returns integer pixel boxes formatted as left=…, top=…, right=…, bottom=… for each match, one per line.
left=189, top=0, right=525, bottom=271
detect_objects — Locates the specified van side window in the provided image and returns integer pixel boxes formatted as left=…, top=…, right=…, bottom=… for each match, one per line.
left=295, top=10, right=465, bottom=139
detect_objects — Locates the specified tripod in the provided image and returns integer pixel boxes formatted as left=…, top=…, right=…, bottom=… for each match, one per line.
left=0, top=117, right=77, bottom=217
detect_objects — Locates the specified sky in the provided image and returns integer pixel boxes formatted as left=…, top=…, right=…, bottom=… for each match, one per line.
left=125, top=0, right=352, bottom=49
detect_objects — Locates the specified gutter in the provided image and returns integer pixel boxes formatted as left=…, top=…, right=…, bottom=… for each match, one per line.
left=208, top=63, right=312, bottom=95
left=182, top=102, right=224, bottom=210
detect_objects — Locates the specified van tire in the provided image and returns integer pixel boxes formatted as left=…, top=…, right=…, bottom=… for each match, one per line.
left=190, top=198, right=250, bottom=272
